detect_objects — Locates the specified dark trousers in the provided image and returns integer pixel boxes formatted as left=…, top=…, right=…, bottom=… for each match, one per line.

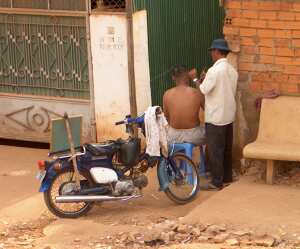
left=205, top=123, right=233, bottom=188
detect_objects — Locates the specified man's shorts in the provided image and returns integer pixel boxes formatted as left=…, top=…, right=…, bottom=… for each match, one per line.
left=167, top=126, right=206, bottom=146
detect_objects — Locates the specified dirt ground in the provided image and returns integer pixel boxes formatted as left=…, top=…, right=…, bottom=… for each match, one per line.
left=184, top=177, right=300, bottom=237
left=0, top=144, right=48, bottom=208
left=0, top=144, right=215, bottom=248
left=1, top=144, right=300, bottom=249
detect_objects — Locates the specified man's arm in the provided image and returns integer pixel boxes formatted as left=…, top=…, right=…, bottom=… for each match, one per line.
left=198, top=91, right=205, bottom=110
left=189, top=68, right=206, bottom=90
left=189, top=68, right=206, bottom=109
left=163, top=92, right=170, bottom=121
left=193, top=88, right=205, bottom=110
left=199, top=70, right=217, bottom=95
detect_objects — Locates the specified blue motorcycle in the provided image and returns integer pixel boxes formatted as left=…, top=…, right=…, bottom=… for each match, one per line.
left=37, top=110, right=200, bottom=218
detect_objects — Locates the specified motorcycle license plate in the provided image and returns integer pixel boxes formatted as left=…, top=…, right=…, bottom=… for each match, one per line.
left=36, top=170, right=46, bottom=182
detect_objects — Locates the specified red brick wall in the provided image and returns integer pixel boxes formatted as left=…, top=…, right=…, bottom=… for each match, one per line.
left=222, top=0, right=300, bottom=156
left=224, top=0, right=300, bottom=94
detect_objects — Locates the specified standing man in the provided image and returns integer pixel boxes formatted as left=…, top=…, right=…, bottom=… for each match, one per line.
left=190, top=39, right=238, bottom=190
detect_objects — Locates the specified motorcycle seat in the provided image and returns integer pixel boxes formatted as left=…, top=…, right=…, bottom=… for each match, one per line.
left=85, top=142, right=117, bottom=156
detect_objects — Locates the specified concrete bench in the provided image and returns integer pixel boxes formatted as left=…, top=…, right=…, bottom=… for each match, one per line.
left=243, top=96, right=300, bottom=184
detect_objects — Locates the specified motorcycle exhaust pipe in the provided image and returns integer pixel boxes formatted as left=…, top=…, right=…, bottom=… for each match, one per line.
left=55, top=194, right=142, bottom=203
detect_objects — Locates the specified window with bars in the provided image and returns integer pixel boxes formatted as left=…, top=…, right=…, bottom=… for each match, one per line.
left=0, top=14, right=90, bottom=99
left=92, top=0, right=126, bottom=11
left=0, top=0, right=87, bottom=11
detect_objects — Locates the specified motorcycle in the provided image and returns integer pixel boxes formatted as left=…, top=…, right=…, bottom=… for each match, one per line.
left=37, top=109, right=200, bottom=218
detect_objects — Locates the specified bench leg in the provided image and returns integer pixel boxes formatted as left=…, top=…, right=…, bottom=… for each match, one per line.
left=266, top=160, right=275, bottom=184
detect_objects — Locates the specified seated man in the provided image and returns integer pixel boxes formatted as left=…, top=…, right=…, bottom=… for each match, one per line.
left=163, top=65, right=205, bottom=146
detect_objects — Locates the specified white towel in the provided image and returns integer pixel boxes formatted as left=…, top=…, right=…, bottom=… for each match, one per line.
left=144, top=106, right=168, bottom=157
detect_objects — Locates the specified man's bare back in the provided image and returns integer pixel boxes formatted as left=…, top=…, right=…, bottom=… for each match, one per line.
left=163, top=85, right=202, bottom=129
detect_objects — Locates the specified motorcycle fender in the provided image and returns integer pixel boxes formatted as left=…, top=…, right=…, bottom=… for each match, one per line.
left=157, top=158, right=170, bottom=191
left=39, top=161, right=72, bottom=192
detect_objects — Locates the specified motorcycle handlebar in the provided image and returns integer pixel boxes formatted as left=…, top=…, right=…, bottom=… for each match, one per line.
left=115, top=114, right=145, bottom=126
left=115, top=120, right=125, bottom=125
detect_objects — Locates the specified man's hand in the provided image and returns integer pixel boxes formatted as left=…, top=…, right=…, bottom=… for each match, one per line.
left=189, top=68, right=206, bottom=84
left=199, top=70, right=206, bottom=83
left=189, top=68, right=206, bottom=109
left=188, top=68, right=198, bottom=81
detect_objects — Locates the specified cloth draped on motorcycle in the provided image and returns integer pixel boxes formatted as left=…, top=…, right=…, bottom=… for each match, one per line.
left=144, top=106, right=168, bottom=157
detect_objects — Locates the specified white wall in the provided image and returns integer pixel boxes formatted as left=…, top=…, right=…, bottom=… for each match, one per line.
left=133, top=10, right=152, bottom=114
left=90, top=11, right=152, bottom=141
left=90, top=13, right=131, bottom=141
left=0, top=94, right=91, bottom=142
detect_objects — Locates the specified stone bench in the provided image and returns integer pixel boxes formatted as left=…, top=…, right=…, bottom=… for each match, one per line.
left=243, top=96, right=300, bottom=184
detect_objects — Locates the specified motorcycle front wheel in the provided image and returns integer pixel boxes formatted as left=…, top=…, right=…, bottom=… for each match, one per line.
left=44, top=169, right=93, bottom=218
left=164, top=153, right=200, bottom=204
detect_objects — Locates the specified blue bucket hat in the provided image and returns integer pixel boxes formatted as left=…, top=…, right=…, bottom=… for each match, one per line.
left=209, top=38, right=231, bottom=52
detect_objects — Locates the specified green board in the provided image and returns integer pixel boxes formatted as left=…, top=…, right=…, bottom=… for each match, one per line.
left=50, top=116, right=82, bottom=154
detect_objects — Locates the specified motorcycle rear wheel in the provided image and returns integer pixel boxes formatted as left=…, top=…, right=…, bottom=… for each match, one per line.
left=164, top=153, right=200, bottom=204
left=44, top=169, right=93, bottom=218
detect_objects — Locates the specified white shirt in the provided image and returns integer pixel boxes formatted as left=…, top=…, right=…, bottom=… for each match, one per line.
left=200, top=58, right=238, bottom=126
left=145, top=106, right=168, bottom=157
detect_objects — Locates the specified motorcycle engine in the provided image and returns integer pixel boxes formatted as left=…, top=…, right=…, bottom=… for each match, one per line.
left=111, top=174, right=149, bottom=196
left=113, top=180, right=135, bottom=196
left=133, top=174, right=148, bottom=189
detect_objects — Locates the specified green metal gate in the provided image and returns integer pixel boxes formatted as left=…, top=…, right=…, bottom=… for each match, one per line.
left=0, top=0, right=90, bottom=99
left=133, top=0, right=225, bottom=105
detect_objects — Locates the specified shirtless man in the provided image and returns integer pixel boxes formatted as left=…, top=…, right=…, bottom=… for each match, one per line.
left=163, top=65, right=205, bottom=145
